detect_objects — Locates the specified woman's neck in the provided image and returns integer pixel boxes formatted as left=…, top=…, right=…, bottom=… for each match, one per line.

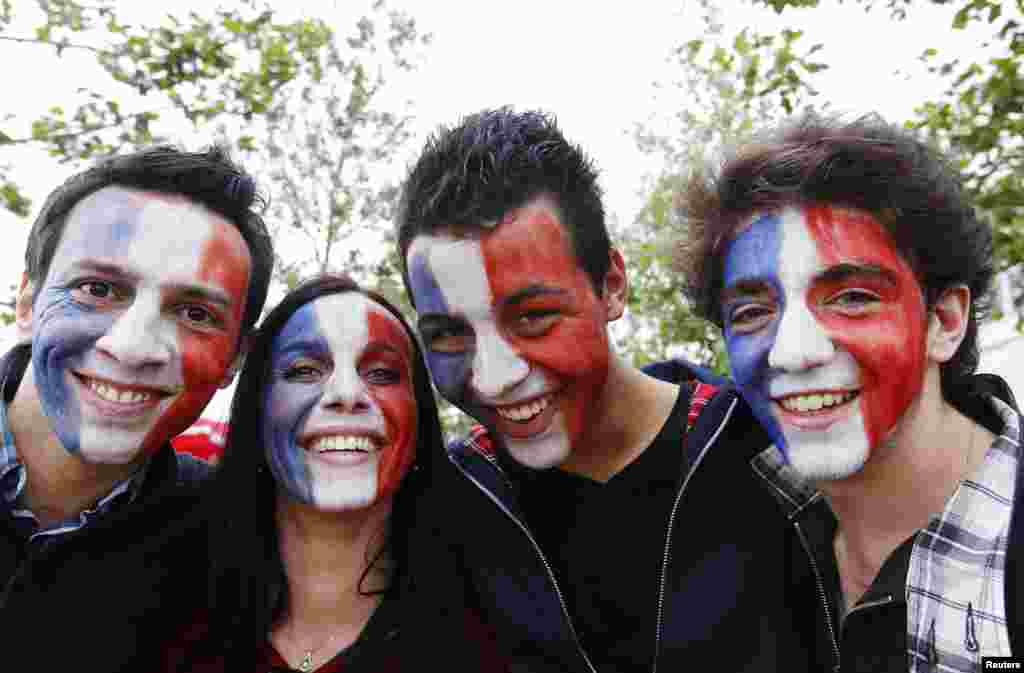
left=274, top=494, right=394, bottom=625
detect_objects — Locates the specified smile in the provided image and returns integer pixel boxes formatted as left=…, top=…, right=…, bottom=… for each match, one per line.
left=305, top=434, right=380, bottom=454
left=495, top=394, right=553, bottom=423
left=74, top=372, right=172, bottom=405
left=775, top=390, right=859, bottom=413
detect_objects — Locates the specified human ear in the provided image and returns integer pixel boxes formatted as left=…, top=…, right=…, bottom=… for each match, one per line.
left=602, top=249, right=628, bottom=322
left=14, top=273, right=35, bottom=342
left=927, top=285, right=970, bottom=364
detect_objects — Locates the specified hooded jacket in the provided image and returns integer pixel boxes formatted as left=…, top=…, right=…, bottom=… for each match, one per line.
left=441, top=358, right=812, bottom=673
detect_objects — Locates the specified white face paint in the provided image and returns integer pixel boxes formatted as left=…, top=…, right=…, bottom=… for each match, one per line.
left=724, top=206, right=928, bottom=482
left=265, top=292, right=417, bottom=511
left=406, top=235, right=572, bottom=470
left=32, top=186, right=250, bottom=464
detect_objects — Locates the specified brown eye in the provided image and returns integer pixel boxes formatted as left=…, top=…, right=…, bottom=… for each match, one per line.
left=427, top=325, right=473, bottom=354
left=825, top=289, right=881, bottom=315
left=728, top=304, right=776, bottom=334
left=177, top=304, right=218, bottom=327
left=511, top=311, right=560, bottom=337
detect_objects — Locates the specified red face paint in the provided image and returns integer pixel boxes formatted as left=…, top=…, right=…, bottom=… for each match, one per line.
left=479, top=203, right=612, bottom=454
left=140, top=219, right=251, bottom=454
left=366, top=308, right=418, bottom=500
left=804, top=205, right=927, bottom=447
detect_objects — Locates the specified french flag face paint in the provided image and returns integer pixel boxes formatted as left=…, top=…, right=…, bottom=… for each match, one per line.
left=29, top=186, right=251, bottom=464
left=263, top=293, right=417, bottom=511
left=721, top=205, right=927, bottom=480
left=406, top=200, right=611, bottom=470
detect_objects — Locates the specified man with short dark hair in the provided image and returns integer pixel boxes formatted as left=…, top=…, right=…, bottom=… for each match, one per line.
left=0, top=146, right=273, bottom=669
left=676, top=113, right=1021, bottom=670
left=397, top=108, right=802, bottom=672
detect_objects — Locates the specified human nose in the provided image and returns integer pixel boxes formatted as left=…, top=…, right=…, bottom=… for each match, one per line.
left=93, top=294, right=173, bottom=368
left=767, top=301, right=835, bottom=372
left=320, top=363, right=372, bottom=413
left=470, top=327, right=530, bottom=400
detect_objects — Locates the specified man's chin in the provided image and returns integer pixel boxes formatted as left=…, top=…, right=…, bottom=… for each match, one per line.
left=73, top=426, right=156, bottom=465
left=503, top=425, right=571, bottom=470
left=785, top=436, right=869, bottom=482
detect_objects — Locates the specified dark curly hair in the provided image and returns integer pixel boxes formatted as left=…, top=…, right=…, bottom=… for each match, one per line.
left=396, top=106, right=610, bottom=294
left=24, top=145, right=273, bottom=332
left=675, top=113, right=994, bottom=396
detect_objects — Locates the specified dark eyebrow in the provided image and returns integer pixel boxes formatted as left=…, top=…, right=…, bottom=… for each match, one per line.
left=274, top=337, right=329, bottom=360
left=501, top=284, right=568, bottom=308
left=813, top=263, right=898, bottom=287
left=166, top=285, right=233, bottom=308
left=364, top=340, right=406, bottom=358
left=721, top=278, right=776, bottom=304
left=417, top=313, right=463, bottom=331
left=68, top=259, right=140, bottom=282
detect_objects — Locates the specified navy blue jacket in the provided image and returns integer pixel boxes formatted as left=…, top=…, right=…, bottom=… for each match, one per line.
left=0, top=344, right=212, bottom=671
left=442, top=358, right=811, bottom=672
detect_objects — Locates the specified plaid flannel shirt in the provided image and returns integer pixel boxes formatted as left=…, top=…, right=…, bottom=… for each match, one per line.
left=0, top=353, right=149, bottom=542
left=753, top=393, right=1021, bottom=672
left=906, top=394, right=1021, bottom=671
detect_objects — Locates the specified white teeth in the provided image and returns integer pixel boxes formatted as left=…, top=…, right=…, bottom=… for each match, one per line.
left=87, top=379, right=151, bottom=403
left=310, top=435, right=376, bottom=453
left=780, top=391, right=856, bottom=412
left=496, top=395, right=552, bottom=422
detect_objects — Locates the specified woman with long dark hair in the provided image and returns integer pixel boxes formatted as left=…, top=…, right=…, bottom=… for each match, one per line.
left=160, top=273, right=505, bottom=672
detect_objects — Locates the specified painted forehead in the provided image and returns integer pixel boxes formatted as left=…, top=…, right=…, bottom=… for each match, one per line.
left=50, top=186, right=238, bottom=276
left=274, top=292, right=412, bottom=363
left=405, top=204, right=579, bottom=312
left=723, top=204, right=910, bottom=287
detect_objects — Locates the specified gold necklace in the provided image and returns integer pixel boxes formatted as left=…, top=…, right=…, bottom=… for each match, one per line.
left=283, top=624, right=345, bottom=673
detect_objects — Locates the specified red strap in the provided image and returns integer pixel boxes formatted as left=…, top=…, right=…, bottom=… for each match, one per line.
left=687, top=382, right=719, bottom=433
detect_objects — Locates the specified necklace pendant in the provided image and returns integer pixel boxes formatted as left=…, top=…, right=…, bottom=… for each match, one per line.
left=299, top=651, right=313, bottom=672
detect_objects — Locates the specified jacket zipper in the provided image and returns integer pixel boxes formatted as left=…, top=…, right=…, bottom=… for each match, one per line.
left=449, top=454, right=599, bottom=673
left=793, top=521, right=842, bottom=672
left=651, top=397, right=739, bottom=673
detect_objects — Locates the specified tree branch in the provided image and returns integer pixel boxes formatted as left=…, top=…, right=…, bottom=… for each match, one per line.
left=0, top=112, right=156, bottom=146
left=0, top=35, right=107, bottom=55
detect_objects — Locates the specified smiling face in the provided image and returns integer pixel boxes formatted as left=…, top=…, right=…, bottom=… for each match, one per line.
left=263, top=292, right=417, bottom=511
left=405, top=197, right=613, bottom=470
left=721, top=204, right=928, bottom=480
left=27, top=185, right=251, bottom=464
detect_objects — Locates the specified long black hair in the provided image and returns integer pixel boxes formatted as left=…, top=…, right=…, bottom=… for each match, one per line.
left=201, top=273, right=460, bottom=667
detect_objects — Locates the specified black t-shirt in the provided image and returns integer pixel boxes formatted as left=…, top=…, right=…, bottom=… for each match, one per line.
left=518, top=387, right=687, bottom=673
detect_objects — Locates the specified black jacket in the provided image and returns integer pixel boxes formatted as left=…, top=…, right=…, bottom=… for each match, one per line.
left=441, top=358, right=812, bottom=672
left=0, top=344, right=211, bottom=672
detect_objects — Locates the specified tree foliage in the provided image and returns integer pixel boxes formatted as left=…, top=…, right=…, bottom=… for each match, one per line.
left=750, top=0, right=1024, bottom=270
left=622, top=1, right=825, bottom=370
left=214, top=2, right=426, bottom=308
left=0, top=0, right=332, bottom=217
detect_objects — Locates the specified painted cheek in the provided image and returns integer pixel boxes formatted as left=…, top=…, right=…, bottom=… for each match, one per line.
left=479, top=211, right=610, bottom=441
left=722, top=214, right=787, bottom=449
left=407, top=254, right=473, bottom=403
left=366, top=311, right=417, bottom=499
left=263, top=307, right=324, bottom=502
left=137, top=223, right=250, bottom=455
left=138, top=329, right=232, bottom=455
left=30, top=291, right=112, bottom=453
left=804, top=205, right=927, bottom=447
left=264, top=379, right=318, bottom=503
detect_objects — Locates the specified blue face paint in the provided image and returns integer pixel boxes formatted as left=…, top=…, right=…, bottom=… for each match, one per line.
left=30, top=189, right=144, bottom=454
left=407, top=253, right=474, bottom=405
left=263, top=302, right=325, bottom=504
left=721, top=213, right=787, bottom=452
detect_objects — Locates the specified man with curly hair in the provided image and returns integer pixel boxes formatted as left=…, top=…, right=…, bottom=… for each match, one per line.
left=675, top=113, right=1021, bottom=670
